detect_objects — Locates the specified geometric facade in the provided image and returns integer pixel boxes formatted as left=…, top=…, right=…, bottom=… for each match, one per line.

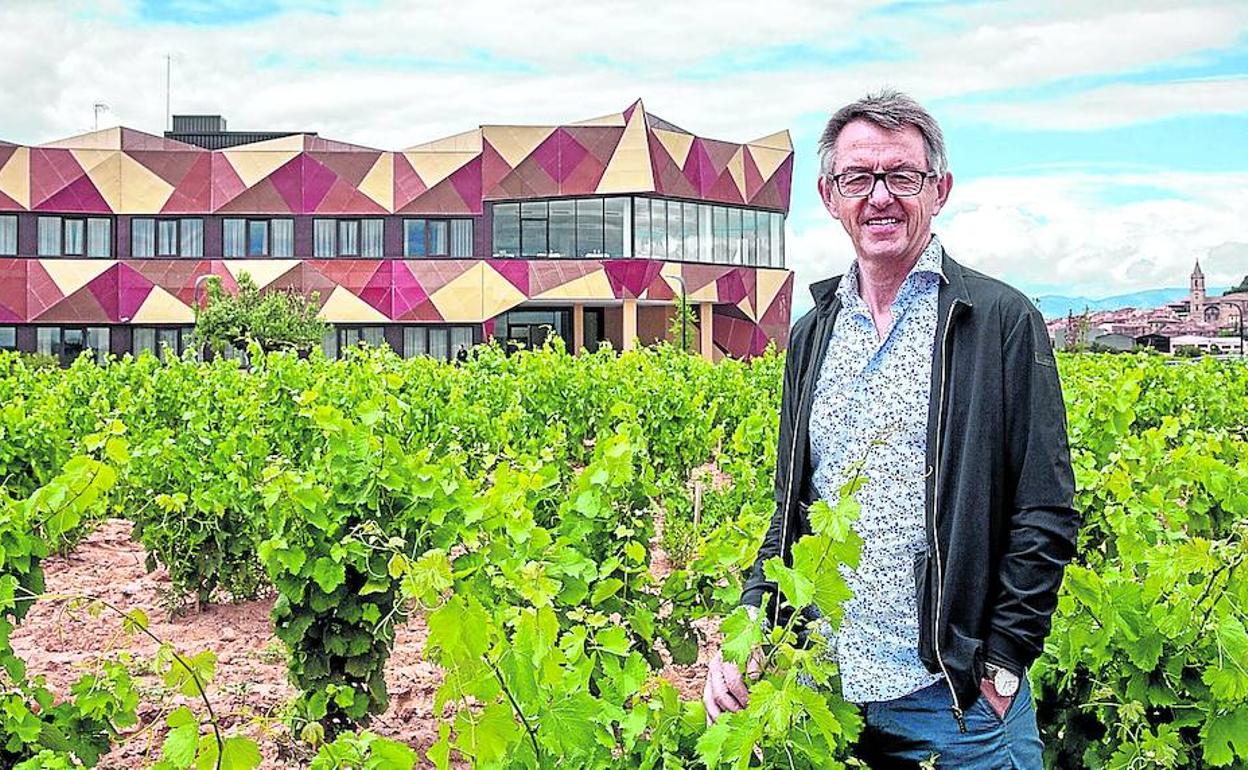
left=0, top=101, right=793, bottom=359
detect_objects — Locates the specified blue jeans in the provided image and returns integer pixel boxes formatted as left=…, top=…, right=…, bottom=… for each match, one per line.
left=856, top=676, right=1043, bottom=769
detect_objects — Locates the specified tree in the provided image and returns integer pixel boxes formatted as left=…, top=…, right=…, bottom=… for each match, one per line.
left=192, top=273, right=327, bottom=356
left=666, top=295, right=698, bottom=353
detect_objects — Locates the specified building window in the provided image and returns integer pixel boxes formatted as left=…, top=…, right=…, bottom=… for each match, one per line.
left=36, top=326, right=110, bottom=364
left=404, top=219, right=473, bottom=258
left=133, top=326, right=195, bottom=357
left=314, top=218, right=384, bottom=258
left=490, top=198, right=631, bottom=259
left=403, top=325, right=475, bottom=361
left=0, top=326, right=15, bottom=351
left=37, top=216, right=111, bottom=257
left=223, top=218, right=293, bottom=258
left=132, top=218, right=204, bottom=258
left=0, top=215, right=16, bottom=256
left=322, top=325, right=387, bottom=359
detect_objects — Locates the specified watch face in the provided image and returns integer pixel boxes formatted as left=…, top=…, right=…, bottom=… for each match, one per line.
left=994, top=669, right=1020, bottom=697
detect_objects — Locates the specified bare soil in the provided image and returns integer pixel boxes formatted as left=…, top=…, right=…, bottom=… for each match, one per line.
left=10, top=519, right=713, bottom=768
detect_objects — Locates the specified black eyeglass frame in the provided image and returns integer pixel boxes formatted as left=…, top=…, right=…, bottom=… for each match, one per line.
left=828, top=170, right=939, bottom=198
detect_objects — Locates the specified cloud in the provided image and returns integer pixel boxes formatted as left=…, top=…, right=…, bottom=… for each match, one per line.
left=2, top=0, right=1246, bottom=315
left=955, top=77, right=1248, bottom=130
left=937, top=172, right=1248, bottom=297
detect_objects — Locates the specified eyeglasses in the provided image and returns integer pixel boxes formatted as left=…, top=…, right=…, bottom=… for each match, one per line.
left=829, top=169, right=937, bottom=198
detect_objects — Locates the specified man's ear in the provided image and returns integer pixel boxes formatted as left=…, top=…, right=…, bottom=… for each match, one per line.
left=817, top=175, right=840, bottom=221
left=931, top=171, right=953, bottom=216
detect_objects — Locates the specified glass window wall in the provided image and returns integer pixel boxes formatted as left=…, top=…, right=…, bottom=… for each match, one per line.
left=0, top=215, right=15, bottom=256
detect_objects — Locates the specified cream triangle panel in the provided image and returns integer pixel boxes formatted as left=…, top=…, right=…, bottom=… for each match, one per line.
left=747, top=130, right=792, bottom=151
left=727, top=148, right=746, bottom=197
left=570, top=111, right=626, bottom=127
left=222, top=149, right=301, bottom=187
left=402, top=150, right=477, bottom=189
left=0, top=146, right=30, bottom=208
left=70, top=149, right=118, bottom=175
left=595, top=111, right=653, bottom=194
left=222, top=260, right=300, bottom=287
left=405, top=129, right=483, bottom=153
left=532, top=269, right=614, bottom=301
left=358, top=153, right=394, bottom=211
left=228, top=134, right=307, bottom=152
left=428, top=262, right=487, bottom=322
left=43, top=127, right=123, bottom=150
left=318, top=286, right=389, bottom=322
left=81, top=153, right=123, bottom=211
left=41, top=259, right=115, bottom=297
left=755, top=268, right=790, bottom=318
left=118, top=152, right=175, bottom=212
left=131, top=285, right=194, bottom=323
left=653, top=128, right=694, bottom=168
left=747, top=145, right=791, bottom=182
left=480, top=263, right=529, bottom=318
left=481, top=126, right=555, bottom=169
left=736, top=295, right=756, bottom=322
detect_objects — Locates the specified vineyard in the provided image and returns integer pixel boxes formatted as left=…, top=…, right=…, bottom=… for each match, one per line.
left=1, top=344, right=1247, bottom=769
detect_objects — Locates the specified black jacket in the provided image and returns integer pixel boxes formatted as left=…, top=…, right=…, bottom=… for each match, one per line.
left=740, top=250, right=1079, bottom=721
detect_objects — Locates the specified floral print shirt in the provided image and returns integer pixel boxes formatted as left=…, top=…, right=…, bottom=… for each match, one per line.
left=807, top=235, right=945, bottom=703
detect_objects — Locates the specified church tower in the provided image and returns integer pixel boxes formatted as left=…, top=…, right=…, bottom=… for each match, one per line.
left=1191, top=260, right=1206, bottom=317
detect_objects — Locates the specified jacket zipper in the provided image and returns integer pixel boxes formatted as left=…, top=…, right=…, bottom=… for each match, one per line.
left=931, top=300, right=967, bottom=732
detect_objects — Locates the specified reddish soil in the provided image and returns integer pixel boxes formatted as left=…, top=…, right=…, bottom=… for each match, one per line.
left=10, top=519, right=715, bottom=768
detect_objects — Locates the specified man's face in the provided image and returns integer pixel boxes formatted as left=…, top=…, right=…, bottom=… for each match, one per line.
left=818, top=119, right=952, bottom=268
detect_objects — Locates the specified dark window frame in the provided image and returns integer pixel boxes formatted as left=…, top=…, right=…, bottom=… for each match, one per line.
left=37, top=215, right=113, bottom=257
left=35, top=325, right=111, bottom=365
left=313, top=217, right=385, bottom=258
left=132, top=325, right=196, bottom=358
left=403, top=218, right=474, bottom=258
left=222, top=217, right=294, bottom=258
left=131, top=217, right=205, bottom=258
left=0, top=215, right=16, bottom=256
left=490, top=198, right=631, bottom=259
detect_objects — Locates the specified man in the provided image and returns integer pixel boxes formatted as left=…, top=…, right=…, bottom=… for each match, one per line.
left=703, top=91, right=1078, bottom=768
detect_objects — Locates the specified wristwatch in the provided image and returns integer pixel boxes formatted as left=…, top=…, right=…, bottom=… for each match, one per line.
left=984, top=662, right=1020, bottom=698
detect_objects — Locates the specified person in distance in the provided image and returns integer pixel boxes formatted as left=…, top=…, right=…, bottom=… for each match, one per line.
left=703, top=90, right=1079, bottom=769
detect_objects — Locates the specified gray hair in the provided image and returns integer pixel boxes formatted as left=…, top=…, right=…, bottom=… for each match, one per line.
left=817, top=90, right=948, bottom=178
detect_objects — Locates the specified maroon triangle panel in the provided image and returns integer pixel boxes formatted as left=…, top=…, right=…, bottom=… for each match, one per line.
left=392, top=152, right=429, bottom=212
left=0, top=259, right=27, bottom=320
left=35, top=285, right=110, bottom=323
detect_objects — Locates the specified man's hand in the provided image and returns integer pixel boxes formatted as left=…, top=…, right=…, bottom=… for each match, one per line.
left=979, top=678, right=1014, bottom=720
left=704, top=646, right=763, bottom=723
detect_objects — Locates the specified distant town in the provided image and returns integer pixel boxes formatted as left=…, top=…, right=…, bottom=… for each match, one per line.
left=1046, top=263, right=1248, bottom=356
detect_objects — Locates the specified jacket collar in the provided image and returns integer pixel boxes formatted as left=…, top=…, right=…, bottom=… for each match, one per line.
left=810, top=245, right=973, bottom=316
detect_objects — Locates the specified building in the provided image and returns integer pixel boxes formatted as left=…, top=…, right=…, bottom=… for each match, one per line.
left=0, top=100, right=794, bottom=364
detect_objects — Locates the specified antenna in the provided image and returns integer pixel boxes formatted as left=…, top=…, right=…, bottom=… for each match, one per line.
left=165, top=54, right=172, bottom=132
left=93, top=102, right=110, bottom=130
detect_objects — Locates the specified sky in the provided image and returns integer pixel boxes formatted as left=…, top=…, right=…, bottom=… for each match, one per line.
left=1, top=0, right=1245, bottom=316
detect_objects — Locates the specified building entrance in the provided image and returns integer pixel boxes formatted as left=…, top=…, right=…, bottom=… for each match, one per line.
left=496, top=306, right=605, bottom=353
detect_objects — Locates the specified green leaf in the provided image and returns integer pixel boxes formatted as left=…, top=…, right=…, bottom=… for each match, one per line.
left=197, top=735, right=261, bottom=770
left=595, top=626, right=631, bottom=656
left=161, top=707, right=198, bottom=768
left=537, top=692, right=598, bottom=758
left=369, top=737, right=417, bottom=769
left=311, top=556, right=346, bottom=593
left=763, top=557, right=813, bottom=609
left=719, top=606, right=762, bottom=668
left=590, top=577, right=624, bottom=606
left=1203, top=706, right=1248, bottom=766
left=454, top=702, right=519, bottom=764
